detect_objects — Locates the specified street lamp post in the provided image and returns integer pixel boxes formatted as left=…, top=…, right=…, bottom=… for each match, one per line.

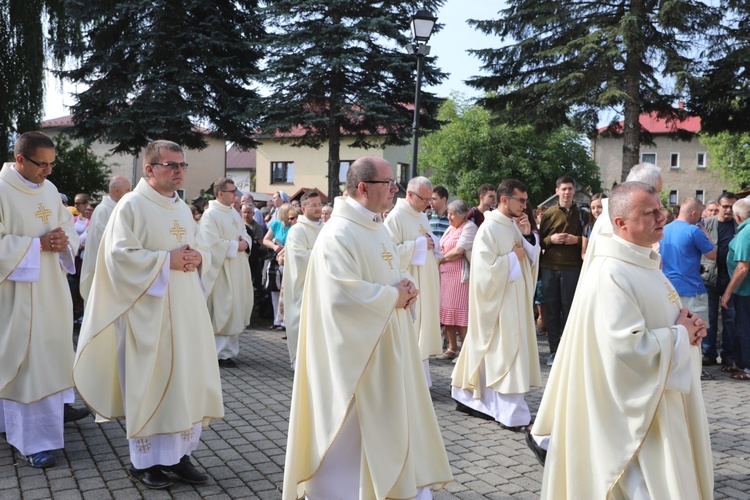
left=409, top=9, right=437, bottom=180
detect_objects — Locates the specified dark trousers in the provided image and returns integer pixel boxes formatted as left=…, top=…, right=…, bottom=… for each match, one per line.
left=731, top=294, right=750, bottom=370
left=703, top=273, right=736, bottom=361
left=540, top=268, right=580, bottom=355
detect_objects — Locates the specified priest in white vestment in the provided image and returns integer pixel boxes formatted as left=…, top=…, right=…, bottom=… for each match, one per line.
left=530, top=182, right=713, bottom=499
left=451, top=179, right=541, bottom=430
left=199, top=178, right=253, bottom=368
left=384, top=176, right=443, bottom=387
left=282, top=191, right=323, bottom=368
left=0, top=133, right=80, bottom=469
left=74, top=141, right=224, bottom=490
left=79, top=175, right=131, bottom=301
left=283, top=156, right=452, bottom=500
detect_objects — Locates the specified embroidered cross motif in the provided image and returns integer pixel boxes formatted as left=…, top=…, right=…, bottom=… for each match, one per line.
left=135, top=438, right=152, bottom=453
left=180, top=428, right=195, bottom=442
left=665, top=283, right=680, bottom=305
left=170, top=220, right=186, bottom=243
left=381, top=244, right=394, bottom=269
left=419, top=224, right=429, bottom=238
left=232, top=220, right=239, bottom=229
left=34, top=203, right=52, bottom=224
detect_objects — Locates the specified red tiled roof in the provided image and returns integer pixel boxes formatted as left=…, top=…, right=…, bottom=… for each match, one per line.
left=41, top=114, right=213, bottom=135
left=598, top=112, right=701, bottom=135
left=226, top=144, right=256, bottom=170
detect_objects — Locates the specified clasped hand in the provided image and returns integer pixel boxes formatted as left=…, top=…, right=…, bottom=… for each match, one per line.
left=395, top=279, right=419, bottom=309
left=40, top=227, right=69, bottom=253
left=170, top=244, right=202, bottom=272
left=676, top=307, right=707, bottom=346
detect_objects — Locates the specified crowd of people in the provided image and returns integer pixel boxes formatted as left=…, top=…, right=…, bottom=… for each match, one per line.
left=2, top=130, right=746, bottom=498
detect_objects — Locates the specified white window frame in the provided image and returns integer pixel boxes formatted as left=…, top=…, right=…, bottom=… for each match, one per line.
left=695, top=190, right=705, bottom=204
left=668, top=189, right=678, bottom=206
left=670, top=153, right=680, bottom=169
left=697, top=152, right=706, bottom=169
left=641, top=152, right=657, bottom=165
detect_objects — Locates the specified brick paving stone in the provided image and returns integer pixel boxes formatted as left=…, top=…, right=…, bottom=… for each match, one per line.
left=24, top=488, right=54, bottom=500
left=52, top=489, right=84, bottom=500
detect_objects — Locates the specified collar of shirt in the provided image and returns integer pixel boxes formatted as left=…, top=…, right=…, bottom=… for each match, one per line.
left=11, top=165, right=42, bottom=188
left=346, top=196, right=379, bottom=221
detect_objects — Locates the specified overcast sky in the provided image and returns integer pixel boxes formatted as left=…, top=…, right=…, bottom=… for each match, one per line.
left=43, top=0, right=506, bottom=120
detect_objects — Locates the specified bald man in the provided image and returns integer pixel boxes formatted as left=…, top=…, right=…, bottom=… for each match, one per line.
left=660, top=197, right=717, bottom=323
left=80, top=176, right=132, bottom=301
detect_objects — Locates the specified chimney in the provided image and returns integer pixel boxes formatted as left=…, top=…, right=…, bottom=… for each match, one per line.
left=678, top=101, right=685, bottom=110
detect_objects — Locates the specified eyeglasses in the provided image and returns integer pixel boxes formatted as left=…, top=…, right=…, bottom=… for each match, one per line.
left=305, top=203, right=322, bottom=208
left=151, top=162, right=189, bottom=171
left=411, top=192, right=429, bottom=202
left=288, top=216, right=298, bottom=221
left=720, top=204, right=734, bottom=210
left=507, top=196, right=528, bottom=205
left=24, top=156, right=56, bottom=169
left=75, top=201, right=89, bottom=206
left=364, top=179, right=397, bottom=188
left=221, top=189, right=237, bottom=194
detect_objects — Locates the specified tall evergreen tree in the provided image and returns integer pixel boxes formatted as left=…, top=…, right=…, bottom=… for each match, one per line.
left=467, top=0, right=720, bottom=182
left=0, top=0, right=70, bottom=158
left=262, top=0, right=446, bottom=199
left=58, top=0, right=264, bottom=154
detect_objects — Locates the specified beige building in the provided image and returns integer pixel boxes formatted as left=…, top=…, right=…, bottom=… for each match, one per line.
left=254, top=128, right=412, bottom=197
left=592, top=112, right=726, bottom=206
left=41, top=115, right=226, bottom=200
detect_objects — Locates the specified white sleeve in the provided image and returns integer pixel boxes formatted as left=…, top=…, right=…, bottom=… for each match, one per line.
left=8, top=238, right=41, bottom=282
left=521, top=233, right=539, bottom=263
left=146, top=254, right=170, bottom=298
left=507, top=251, right=521, bottom=282
left=226, top=239, right=239, bottom=259
left=410, top=236, right=428, bottom=266
left=665, top=325, right=693, bottom=393
left=59, top=244, right=76, bottom=274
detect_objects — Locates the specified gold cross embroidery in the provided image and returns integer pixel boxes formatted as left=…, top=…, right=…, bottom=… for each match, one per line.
left=135, top=438, right=152, bottom=453
left=180, top=428, right=195, bottom=442
left=419, top=224, right=429, bottom=238
left=232, top=220, right=239, bottom=229
left=665, top=283, right=680, bottom=305
left=34, top=203, right=52, bottom=224
left=170, top=220, right=186, bottom=243
left=381, top=244, right=394, bottom=269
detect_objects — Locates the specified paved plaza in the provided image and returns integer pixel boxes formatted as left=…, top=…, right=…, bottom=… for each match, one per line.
left=1, top=325, right=749, bottom=499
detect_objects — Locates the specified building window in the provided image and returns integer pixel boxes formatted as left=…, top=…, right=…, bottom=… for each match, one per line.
left=668, top=190, right=678, bottom=206
left=397, top=162, right=409, bottom=187
left=339, top=161, right=353, bottom=183
left=641, top=152, right=657, bottom=164
left=670, top=153, right=680, bottom=169
left=271, top=161, right=294, bottom=184
left=697, top=152, right=706, bottom=169
left=696, top=190, right=704, bottom=203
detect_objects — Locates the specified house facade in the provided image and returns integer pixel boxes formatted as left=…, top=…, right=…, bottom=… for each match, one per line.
left=592, top=111, right=726, bottom=206
left=41, top=115, right=226, bottom=200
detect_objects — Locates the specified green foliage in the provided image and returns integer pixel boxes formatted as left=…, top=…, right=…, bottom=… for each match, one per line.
left=58, top=0, right=265, bottom=154
left=261, top=0, right=447, bottom=199
left=420, top=97, right=601, bottom=207
left=466, top=0, right=721, bottom=181
left=700, top=132, right=750, bottom=190
left=47, top=135, right=111, bottom=201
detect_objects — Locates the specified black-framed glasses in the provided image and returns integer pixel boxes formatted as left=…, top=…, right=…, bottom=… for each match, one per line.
left=364, top=179, right=397, bottom=188
left=151, top=162, right=189, bottom=171
left=288, top=216, right=298, bottom=221
left=221, top=189, right=237, bottom=194
left=507, top=196, right=528, bottom=205
left=24, top=156, right=55, bottom=169
left=411, top=191, right=429, bottom=202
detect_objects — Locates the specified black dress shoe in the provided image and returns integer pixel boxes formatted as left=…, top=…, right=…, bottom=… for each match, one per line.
left=702, top=355, right=717, bottom=366
left=218, top=358, right=237, bottom=368
left=129, top=466, right=174, bottom=489
left=525, top=430, right=547, bottom=467
left=456, top=401, right=473, bottom=415
left=63, top=404, right=92, bottom=423
left=163, top=455, right=208, bottom=484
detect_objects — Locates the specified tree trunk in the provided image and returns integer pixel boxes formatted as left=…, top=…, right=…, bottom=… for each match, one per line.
left=327, top=123, right=341, bottom=202
left=620, top=0, right=644, bottom=182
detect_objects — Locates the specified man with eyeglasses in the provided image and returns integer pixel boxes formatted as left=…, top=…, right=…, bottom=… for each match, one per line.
left=75, top=140, right=223, bottom=489
left=284, top=157, right=451, bottom=499
left=0, top=131, right=81, bottom=469
left=384, top=176, right=442, bottom=386
left=452, top=179, right=540, bottom=432
left=701, top=191, right=739, bottom=366
left=283, top=191, right=324, bottom=369
left=199, top=178, right=254, bottom=369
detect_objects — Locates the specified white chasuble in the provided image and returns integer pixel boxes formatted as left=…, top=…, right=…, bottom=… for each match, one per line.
left=0, top=164, right=79, bottom=403
left=452, top=210, right=541, bottom=397
left=80, top=196, right=116, bottom=301
left=383, top=198, right=442, bottom=360
left=200, top=200, right=253, bottom=337
left=283, top=200, right=452, bottom=500
left=533, top=235, right=713, bottom=499
left=282, top=215, right=322, bottom=366
left=74, top=179, right=224, bottom=439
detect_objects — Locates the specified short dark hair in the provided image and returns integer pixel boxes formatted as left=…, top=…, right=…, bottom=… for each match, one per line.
left=497, top=179, right=527, bottom=198
left=556, top=175, right=575, bottom=188
left=14, top=131, right=55, bottom=157
left=432, top=185, right=448, bottom=200
left=718, top=192, right=738, bottom=205
left=301, top=191, right=320, bottom=205
left=346, top=156, right=380, bottom=194
left=144, top=140, right=183, bottom=165
left=477, top=183, right=495, bottom=197
left=213, top=178, right=235, bottom=197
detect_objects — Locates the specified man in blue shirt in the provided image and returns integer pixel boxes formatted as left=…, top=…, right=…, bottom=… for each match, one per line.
left=429, top=185, right=450, bottom=239
left=721, top=198, right=750, bottom=380
left=660, top=197, right=716, bottom=324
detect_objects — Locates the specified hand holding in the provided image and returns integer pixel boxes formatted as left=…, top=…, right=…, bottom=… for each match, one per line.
left=514, top=214, right=531, bottom=235
left=551, top=233, right=567, bottom=244
left=512, top=243, right=525, bottom=262
left=395, top=278, right=419, bottom=309
left=40, top=227, right=69, bottom=253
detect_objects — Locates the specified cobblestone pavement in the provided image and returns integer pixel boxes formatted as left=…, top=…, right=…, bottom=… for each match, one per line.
left=2, top=326, right=749, bottom=499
